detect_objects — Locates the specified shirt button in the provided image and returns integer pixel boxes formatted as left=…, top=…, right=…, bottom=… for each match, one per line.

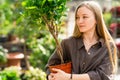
left=83, top=62, right=85, bottom=65
left=88, top=52, right=90, bottom=54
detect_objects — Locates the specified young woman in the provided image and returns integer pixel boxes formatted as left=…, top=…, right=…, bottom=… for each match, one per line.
left=46, top=1, right=118, bottom=80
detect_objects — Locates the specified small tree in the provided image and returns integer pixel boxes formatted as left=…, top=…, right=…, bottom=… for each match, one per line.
left=20, top=0, right=68, bottom=64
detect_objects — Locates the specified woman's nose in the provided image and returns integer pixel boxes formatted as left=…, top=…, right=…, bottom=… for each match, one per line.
left=77, top=18, right=84, bottom=23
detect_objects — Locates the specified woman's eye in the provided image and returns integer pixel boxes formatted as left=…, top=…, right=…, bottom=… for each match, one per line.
left=83, top=16, right=88, bottom=18
left=76, top=17, right=79, bottom=19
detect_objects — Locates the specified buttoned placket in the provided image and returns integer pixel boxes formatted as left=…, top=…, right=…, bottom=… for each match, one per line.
left=82, top=44, right=96, bottom=70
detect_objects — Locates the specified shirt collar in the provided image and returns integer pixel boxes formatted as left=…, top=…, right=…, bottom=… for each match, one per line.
left=76, top=37, right=84, bottom=49
left=76, top=37, right=105, bottom=49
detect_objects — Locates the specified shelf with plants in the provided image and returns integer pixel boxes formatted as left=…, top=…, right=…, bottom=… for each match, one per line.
left=110, top=6, right=120, bottom=58
left=110, top=6, right=120, bottom=38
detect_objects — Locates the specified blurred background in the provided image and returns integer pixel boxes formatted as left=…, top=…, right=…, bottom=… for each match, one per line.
left=0, top=0, right=120, bottom=80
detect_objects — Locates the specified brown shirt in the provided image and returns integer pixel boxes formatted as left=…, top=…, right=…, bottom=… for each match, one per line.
left=46, top=36, right=113, bottom=80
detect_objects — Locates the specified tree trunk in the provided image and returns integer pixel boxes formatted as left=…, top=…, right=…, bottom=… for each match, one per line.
left=23, top=43, right=30, bottom=70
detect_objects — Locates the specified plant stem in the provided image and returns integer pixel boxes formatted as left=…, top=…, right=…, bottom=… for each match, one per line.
left=42, top=16, right=64, bottom=64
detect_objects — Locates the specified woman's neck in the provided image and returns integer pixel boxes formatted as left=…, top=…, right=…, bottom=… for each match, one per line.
left=82, top=31, right=99, bottom=53
left=83, top=31, right=98, bottom=43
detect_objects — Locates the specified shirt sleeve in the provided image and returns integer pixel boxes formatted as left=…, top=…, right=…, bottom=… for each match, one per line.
left=87, top=52, right=114, bottom=80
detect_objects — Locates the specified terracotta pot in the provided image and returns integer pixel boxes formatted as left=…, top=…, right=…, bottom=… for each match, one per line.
left=49, top=62, right=72, bottom=73
left=7, top=52, right=24, bottom=67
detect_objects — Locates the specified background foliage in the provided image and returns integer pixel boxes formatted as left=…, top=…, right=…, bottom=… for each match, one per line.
left=1, top=0, right=68, bottom=70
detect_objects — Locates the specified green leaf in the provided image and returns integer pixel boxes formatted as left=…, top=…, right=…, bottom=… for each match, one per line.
left=26, top=6, right=37, bottom=9
left=41, top=0, right=46, bottom=7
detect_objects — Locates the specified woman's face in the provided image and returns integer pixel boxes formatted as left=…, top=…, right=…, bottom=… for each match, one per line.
left=76, top=6, right=97, bottom=33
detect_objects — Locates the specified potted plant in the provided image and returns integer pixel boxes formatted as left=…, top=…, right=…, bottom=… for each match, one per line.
left=21, top=0, right=71, bottom=73
left=0, top=0, right=25, bottom=69
left=1, top=32, right=24, bottom=68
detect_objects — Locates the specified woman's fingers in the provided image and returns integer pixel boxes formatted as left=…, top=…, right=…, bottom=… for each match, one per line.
left=48, top=74, right=55, bottom=80
left=48, top=69, right=66, bottom=80
left=52, top=68, right=62, bottom=73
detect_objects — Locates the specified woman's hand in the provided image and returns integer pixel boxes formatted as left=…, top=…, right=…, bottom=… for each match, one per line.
left=48, top=68, right=70, bottom=80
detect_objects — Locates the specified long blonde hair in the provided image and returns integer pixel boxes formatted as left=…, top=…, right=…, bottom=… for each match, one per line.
left=73, top=1, right=118, bottom=73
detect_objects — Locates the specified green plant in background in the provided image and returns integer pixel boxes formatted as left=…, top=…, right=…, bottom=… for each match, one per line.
left=0, top=0, right=17, bottom=36
left=29, top=33, right=56, bottom=70
left=103, top=0, right=120, bottom=28
left=21, top=67, right=46, bottom=80
left=0, top=66, right=21, bottom=80
left=0, top=66, right=47, bottom=80
left=103, top=12, right=112, bottom=27
left=0, top=45, right=8, bottom=63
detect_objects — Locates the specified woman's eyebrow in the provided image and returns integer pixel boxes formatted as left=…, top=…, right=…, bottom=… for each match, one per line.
left=76, top=14, right=89, bottom=16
